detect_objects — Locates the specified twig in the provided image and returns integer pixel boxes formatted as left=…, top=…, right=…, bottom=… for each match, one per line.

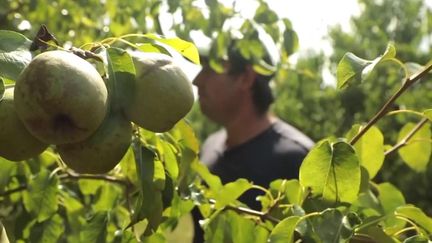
left=0, top=185, right=27, bottom=197
left=58, top=171, right=132, bottom=187
left=349, top=63, right=432, bottom=145
left=384, top=118, right=429, bottom=156
left=208, top=198, right=280, bottom=224
left=1, top=171, right=133, bottom=197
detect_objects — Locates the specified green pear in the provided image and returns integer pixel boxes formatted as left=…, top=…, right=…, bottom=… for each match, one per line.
left=124, top=52, right=194, bottom=132
left=14, top=50, right=108, bottom=145
left=57, top=113, right=132, bottom=174
left=0, top=88, right=48, bottom=161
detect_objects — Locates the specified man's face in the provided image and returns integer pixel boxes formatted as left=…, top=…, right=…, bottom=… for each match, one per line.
left=192, top=60, right=243, bottom=124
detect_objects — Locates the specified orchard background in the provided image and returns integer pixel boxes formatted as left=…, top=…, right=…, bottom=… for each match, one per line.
left=1, top=0, right=432, bottom=242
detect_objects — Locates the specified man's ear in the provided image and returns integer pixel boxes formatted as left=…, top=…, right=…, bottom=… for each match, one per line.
left=240, top=64, right=257, bottom=89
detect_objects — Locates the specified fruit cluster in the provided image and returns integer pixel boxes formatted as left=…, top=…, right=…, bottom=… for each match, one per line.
left=0, top=50, right=194, bottom=174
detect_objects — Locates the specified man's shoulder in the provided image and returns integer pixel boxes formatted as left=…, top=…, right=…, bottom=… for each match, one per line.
left=272, top=118, right=315, bottom=151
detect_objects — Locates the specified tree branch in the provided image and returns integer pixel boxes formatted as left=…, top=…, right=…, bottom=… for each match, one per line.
left=349, top=63, right=432, bottom=146
left=384, top=117, right=429, bottom=156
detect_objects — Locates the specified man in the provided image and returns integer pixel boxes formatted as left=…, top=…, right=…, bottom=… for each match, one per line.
left=191, top=38, right=314, bottom=242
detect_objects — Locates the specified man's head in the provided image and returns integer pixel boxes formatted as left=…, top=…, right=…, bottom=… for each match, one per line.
left=193, top=40, right=277, bottom=125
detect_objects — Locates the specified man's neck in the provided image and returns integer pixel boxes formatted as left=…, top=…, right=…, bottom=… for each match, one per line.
left=224, top=112, right=274, bottom=148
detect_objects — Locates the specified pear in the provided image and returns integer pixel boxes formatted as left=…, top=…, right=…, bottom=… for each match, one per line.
left=14, top=50, right=108, bottom=145
left=124, top=52, right=194, bottom=132
left=0, top=88, right=48, bottom=161
left=57, top=113, right=132, bottom=174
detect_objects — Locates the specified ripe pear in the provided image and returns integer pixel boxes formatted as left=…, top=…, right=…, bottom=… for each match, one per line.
left=124, top=52, right=194, bottom=132
left=0, top=88, right=48, bottom=161
left=57, top=113, right=132, bottom=174
left=14, top=50, right=108, bottom=145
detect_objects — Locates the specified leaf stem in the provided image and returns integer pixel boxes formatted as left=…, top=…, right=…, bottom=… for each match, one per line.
left=384, top=117, right=429, bottom=156
left=349, top=62, right=432, bottom=145
left=208, top=198, right=280, bottom=224
left=353, top=215, right=388, bottom=232
left=58, top=171, right=132, bottom=188
left=392, top=226, right=417, bottom=238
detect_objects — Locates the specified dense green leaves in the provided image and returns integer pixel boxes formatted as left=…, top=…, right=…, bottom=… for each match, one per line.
left=397, top=123, right=431, bottom=172
left=1, top=1, right=432, bottom=242
left=299, top=140, right=361, bottom=203
left=22, top=169, right=59, bottom=222
left=0, top=30, right=32, bottom=81
left=80, top=211, right=109, bottom=243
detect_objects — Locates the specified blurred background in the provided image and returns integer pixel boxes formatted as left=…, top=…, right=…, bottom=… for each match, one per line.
left=1, top=0, right=431, bottom=215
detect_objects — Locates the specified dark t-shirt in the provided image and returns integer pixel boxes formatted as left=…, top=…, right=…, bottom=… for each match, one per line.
left=192, top=118, right=314, bottom=242
left=200, top=118, right=314, bottom=209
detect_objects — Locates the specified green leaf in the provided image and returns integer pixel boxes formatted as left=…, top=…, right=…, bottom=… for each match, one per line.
left=395, top=205, right=432, bottom=234
left=80, top=211, right=109, bottom=243
left=34, top=214, right=64, bottom=243
left=130, top=145, right=164, bottom=234
left=282, top=19, right=299, bottom=56
left=191, top=160, right=222, bottom=191
left=153, top=160, right=166, bottom=190
left=212, top=178, right=253, bottom=209
left=361, top=43, right=396, bottom=79
left=119, top=147, right=138, bottom=184
left=23, top=169, right=58, bottom=222
left=93, top=183, right=121, bottom=211
left=336, top=52, right=371, bottom=89
left=137, top=43, right=170, bottom=56
left=423, top=109, right=432, bottom=121
left=143, top=34, right=200, bottom=64
left=254, top=2, right=278, bottom=24
left=106, top=47, right=136, bottom=111
left=0, top=78, right=5, bottom=101
left=170, top=120, right=200, bottom=153
left=299, top=141, right=361, bottom=203
left=268, top=216, right=301, bottom=243
left=397, top=123, right=431, bottom=172
left=346, top=125, right=385, bottom=178
left=78, top=179, right=105, bottom=195
left=336, top=43, right=396, bottom=89
left=271, top=179, right=302, bottom=205
left=307, top=209, right=354, bottom=242
left=160, top=141, right=179, bottom=181
left=0, top=30, right=33, bottom=81
left=377, top=183, right=406, bottom=232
